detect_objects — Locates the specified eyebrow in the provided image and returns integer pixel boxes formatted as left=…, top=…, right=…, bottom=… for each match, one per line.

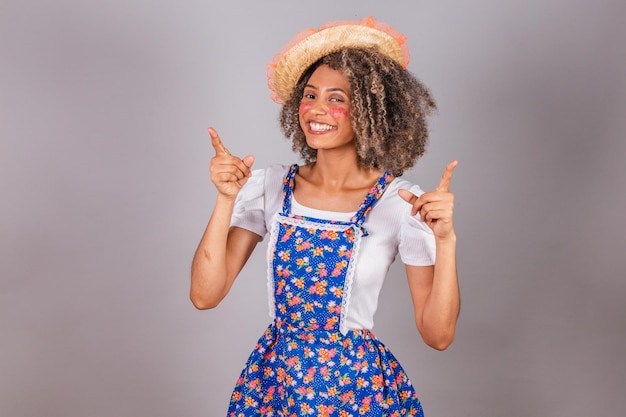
left=304, top=84, right=348, bottom=94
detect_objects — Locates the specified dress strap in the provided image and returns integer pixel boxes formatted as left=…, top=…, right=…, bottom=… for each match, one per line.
left=280, top=164, right=299, bottom=215
left=350, top=171, right=394, bottom=235
left=280, top=164, right=393, bottom=234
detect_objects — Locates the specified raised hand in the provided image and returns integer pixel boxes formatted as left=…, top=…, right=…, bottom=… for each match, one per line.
left=398, top=160, right=458, bottom=240
left=208, top=127, right=255, bottom=199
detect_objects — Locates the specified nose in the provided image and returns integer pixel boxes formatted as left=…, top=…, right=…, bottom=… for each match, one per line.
left=310, top=99, right=327, bottom=115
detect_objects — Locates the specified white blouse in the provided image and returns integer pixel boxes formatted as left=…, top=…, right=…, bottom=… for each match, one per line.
left=231, top=164, right=436, bottom=331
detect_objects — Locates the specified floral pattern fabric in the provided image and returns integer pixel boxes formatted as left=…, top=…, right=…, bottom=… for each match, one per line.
left=227, top=165, right=424, bottom=417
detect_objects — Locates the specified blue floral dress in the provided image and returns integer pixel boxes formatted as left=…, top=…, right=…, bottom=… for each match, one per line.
left=227, top=165, right=424, bottom=417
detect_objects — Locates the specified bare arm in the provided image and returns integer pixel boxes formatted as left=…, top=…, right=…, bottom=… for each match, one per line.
left=399, top=161, right=460, bottom=350
left=189, top=128, right=259, bottom=310
left=406, top=237, right=459, bottom=350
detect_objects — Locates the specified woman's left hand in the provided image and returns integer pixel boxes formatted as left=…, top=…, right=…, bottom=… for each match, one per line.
left=398, top=160, right=458, bottom=240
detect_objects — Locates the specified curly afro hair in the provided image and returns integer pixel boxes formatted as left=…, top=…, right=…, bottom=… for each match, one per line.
left=279, top=47, right=437, bottom=176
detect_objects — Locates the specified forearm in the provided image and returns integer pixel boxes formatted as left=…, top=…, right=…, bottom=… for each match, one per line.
left=190, top=194, right=236, bottom=309
left=421, top=234, right=460, bottom=349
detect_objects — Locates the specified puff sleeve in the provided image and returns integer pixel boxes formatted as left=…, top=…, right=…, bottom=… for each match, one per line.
left=229, top=168, right=267, bottom=239
left=398, top=184, right=437, bottom=266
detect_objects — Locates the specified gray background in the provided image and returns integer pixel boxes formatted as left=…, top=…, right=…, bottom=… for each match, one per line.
left=1, top=0, right=625, bottom=416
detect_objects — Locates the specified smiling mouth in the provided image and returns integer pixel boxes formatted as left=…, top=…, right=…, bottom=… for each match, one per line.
left=309, top=122, right=336, bottom=132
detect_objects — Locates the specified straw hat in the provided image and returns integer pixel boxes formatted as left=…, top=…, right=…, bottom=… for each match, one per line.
left=267, top=16, right=411, bottom=104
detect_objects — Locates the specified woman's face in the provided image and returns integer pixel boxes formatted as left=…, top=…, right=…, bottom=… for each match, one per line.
left=298, top=64, right=355, bottom=153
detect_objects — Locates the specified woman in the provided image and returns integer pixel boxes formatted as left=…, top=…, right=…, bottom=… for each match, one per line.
left=191, top=17, right=459, bottom=417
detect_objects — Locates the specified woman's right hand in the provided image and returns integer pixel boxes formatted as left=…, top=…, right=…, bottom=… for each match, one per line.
left=208, top=127, right=255, bottom=199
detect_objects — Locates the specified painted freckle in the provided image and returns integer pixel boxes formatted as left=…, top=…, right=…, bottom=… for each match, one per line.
left=299, top=102, right=312, bottom=115
left=329, top=107, right=348, bottom=119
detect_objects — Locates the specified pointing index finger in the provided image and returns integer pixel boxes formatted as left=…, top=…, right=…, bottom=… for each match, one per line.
left=208, top=127, right=231, bottom=156
left=435, top=160, right=458, bottom=192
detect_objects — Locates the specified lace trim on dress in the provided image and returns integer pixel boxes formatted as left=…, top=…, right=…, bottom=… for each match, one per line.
left=266, top=213, right=280, bottom=320
left=339, top=224, right=363, bottom=336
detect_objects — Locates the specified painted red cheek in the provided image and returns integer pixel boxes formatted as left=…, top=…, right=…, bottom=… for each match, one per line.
left=299, top=102, right=312, bottom=115
left=329, top=107, right=349, bottom=119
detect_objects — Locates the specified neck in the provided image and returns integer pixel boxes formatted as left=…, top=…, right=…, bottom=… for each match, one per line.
left=306, top=149, right=381, bottom=189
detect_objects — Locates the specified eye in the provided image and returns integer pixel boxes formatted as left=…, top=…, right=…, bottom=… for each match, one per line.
left=302, top=88, right=316, bottom=99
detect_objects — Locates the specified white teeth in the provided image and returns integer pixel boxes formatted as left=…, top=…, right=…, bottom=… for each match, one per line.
left=310, top=122, right=334, bottom=132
